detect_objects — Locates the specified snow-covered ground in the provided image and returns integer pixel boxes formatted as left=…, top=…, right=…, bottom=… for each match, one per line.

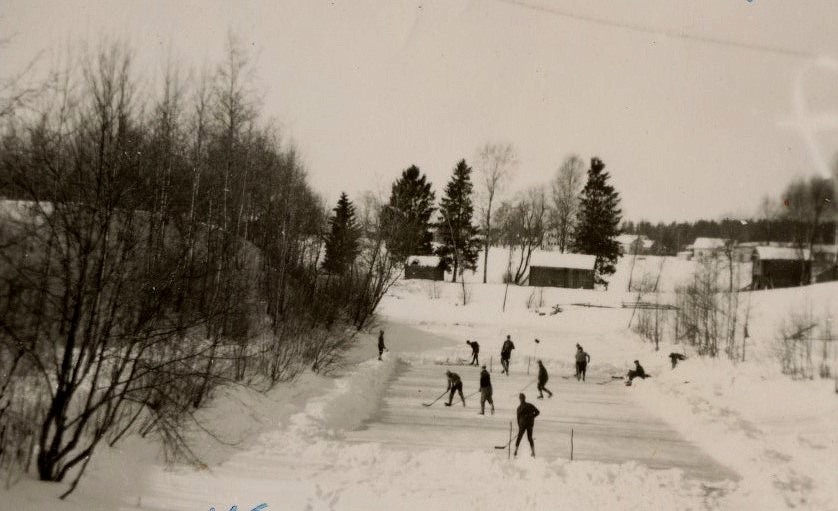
left=3, top=271, right=838, bottom=510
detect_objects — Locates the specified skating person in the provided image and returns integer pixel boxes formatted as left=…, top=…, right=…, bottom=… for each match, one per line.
left=669, top=352, right=686, bottom=369
left=500, top=335, right=515, bottom=375
left=626, top=360, right=648, bottom=383
left=444, top=370, right=466, bottom=407
left=478, top=365, right=494, bottom=415
left=514, top=393, right=540, bottom=457
left=575, top=345, right=591, bottom=381
left=378, top=330, right=386, bottom=361
left=536, top=360, right=552, bottom=399
left=466, top=340, right=480, bottom=366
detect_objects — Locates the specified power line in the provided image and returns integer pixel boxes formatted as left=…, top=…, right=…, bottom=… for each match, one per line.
left=494, top=0, right=815, bottom=59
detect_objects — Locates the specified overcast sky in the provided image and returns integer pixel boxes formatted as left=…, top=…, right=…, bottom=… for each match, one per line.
left=3, top=0, right=838, bottom=222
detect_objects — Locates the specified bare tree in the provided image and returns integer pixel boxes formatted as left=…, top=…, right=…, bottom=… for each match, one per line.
left=475, top=142, right=517, bottom=283
left=495, top=186, right=548, bottom=285
left=549, top=155, right=584, bottom=252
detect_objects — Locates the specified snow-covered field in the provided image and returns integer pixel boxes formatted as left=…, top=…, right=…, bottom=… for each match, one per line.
left=3, top=265, right=838, bottom=510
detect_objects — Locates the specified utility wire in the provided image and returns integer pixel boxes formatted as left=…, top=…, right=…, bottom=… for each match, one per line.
left=494, top=0, right=815, bottom=59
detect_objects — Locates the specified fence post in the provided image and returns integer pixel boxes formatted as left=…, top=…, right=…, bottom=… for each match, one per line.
left=570, top=428, right=574, bottom=461
left=508, top=421, right=512, bottom=460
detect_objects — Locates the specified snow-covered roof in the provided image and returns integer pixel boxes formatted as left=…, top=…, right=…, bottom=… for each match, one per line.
left=406, top=255, right=441, bottom=267
left=689, top=237, right=727, bottom=250
left=529, top=251, right=596, bottom=270
left=753, top=246, right=811, bottom=261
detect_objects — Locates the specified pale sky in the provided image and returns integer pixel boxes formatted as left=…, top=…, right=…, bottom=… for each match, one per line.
left=2, top=0, right=838, bottom=222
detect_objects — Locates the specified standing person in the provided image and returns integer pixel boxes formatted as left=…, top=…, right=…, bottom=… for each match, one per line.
left=500, top=335, right=515, bottom=375
left=575, top=345, right=591, bottom=381
left=536, top=360, right=553, bottom=399
left=514, top=393, right=540, bottom=457
left=466, top=340, right=480, bottom=366
left=478, top=365, right=494, bottom=415
left=444, top=370, right=466, bottom=407
left=378, top=330, right=386, bottom=361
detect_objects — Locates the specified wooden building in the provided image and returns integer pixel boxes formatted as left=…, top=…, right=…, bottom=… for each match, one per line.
left=751, top=246, right=811, bottom=289
left=404, top=255, right=444, bottom=281
left=528, top=252, right=596, bottom=289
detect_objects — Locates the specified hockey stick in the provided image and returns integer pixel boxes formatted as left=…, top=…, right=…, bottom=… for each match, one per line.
left=422, top=390, right=449, bottom=407
left=596, top=376, right=625, bottom=385
left=495, top=421, right=514, bottom=450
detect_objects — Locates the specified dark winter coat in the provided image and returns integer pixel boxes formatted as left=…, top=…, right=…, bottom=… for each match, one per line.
left=378, top=333, right=385, bottom=350
left=468, top=341, right=480, bottom=354
left=634, top=363, right=646, bottom=377
left=480, top=369, right=491, bottom=389
left=447, top=372, right=462, bottom=389
left=516, top=402, right=540, bottom=428
left=501, top=340, right=515, bottom=359
left=575, top=350, right=590, bottom=363
left=537, top=364, right=549, bottom=384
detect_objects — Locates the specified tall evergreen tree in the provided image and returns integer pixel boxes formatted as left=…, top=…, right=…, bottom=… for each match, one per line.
left=436, top=159, right=480, bottom=281
left=572, top=157, right=622, bottom=287
left=323, top=192, right=360, bottom=275
left=381, top=165, right=436, bottom=260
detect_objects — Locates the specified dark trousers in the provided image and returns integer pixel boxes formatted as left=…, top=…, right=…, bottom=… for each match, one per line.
left=576, top=361, right=587, bottom=381
left=515, top=424, right=534, bottom=454
left=448, top=382, right=465, bottom=405
left=627, top=370, right=646, bottom=381
left=501, top=357, right=510, bottom=374
left=470, top=352, right=479, bottom=365
left=378, top=347, right=384, bottom=360
left=480, top=387, right=494, bottom=414
left=537, top=381, right=552, bottom=397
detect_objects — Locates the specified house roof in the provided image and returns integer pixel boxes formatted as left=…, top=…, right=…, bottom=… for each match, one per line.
left=689, top=237, right=727, bottom=250
left=529, top=251, right=596, bottom=270
left=753, top=246, right=811, bottom=261
left=406, top=255, right=441, bottom=267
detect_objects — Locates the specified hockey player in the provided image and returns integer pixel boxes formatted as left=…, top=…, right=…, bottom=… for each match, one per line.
left=466, top=340, right=480, bottom=366
left=536, top=360, right=553, bottom=399
left=378, top=330, right=386, bottom=361
left=575, top=345, right=591, bottom=381
left=444, top=370, right=466, bottom=407
left=514, top=393, right=540, bottom=457
left=626, top=360, right=648, bottom=383
left=500, top=335, right=515, bottom=375
left=478, top=365, right=494, bottom=415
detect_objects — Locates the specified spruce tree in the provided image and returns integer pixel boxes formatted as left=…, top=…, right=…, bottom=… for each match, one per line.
left=436, top=159, right=480, bottom=281
left=381, top=165, right=436, bottom=260
left=572, top=157, right=622, bottom=287
left=323, top=192, right=360, bottom=275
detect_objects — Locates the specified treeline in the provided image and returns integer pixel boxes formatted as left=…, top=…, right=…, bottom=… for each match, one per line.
left=623, top=219, right=836, bottom=254
left=624, top=174, right=836, bottom=254
left=0, top=39, right=399, bottom=496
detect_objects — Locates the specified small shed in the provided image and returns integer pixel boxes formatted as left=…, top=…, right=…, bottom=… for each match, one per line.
left=751, top=246, right=811, bottom=289
left=528, top=252, right=596, bottom=289
left=687, top=237, right=728, bottom=260
left=404, top=255, right=444, bottom=281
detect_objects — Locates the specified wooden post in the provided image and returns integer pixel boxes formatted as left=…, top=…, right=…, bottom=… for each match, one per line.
left=508, top=421, right=512, bottom=460
left=570, top=428, right=574, bottom=461
left=527, top=356, right=531, bottom=375
left=490, top=356, right=493, bottom=373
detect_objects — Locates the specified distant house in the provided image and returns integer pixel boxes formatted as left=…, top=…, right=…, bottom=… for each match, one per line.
left=528, top=252, right=596, bottom=289
left=687, top=237, right=728, bottom=260
left=616, top=234, right=654, bottom=256
left=751, top=246, right=811, bottom=289
left=404, top=255, right=444, bottom=281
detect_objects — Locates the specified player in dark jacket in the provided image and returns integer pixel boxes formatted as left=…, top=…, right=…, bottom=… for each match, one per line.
left=378, top=330, right=386, bottom=361
left=478, top=365, right=494, bottom=415
left=500, top=335, right=515, bottom=375
left=514, top=393, right=540, bottom=457
left=536, top=360, right=552, bottom=399
left=466, top=340, right=480, bottom=366
left=626, top=360, right=648, bottom=383
left=444, top=370, right=466, bottom=407
left=575, top=345, right=591, bottom=381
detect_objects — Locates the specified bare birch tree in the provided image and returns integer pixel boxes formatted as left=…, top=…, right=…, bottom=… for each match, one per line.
left=475, top=142, right=517, bottom=283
